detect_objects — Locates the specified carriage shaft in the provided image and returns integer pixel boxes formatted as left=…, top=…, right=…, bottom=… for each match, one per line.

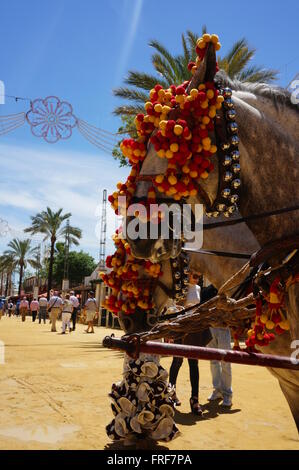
left=102, top=336, right=299, bottom=370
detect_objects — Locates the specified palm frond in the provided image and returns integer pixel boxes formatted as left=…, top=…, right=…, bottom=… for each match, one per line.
left=113, top=87, right=149, bottom=103
left=237, top=66, right=278, bottom=83
left=149, top=40, right=181, bottom=80
left=113, top=104, right=145, bottom=117
left=151, top=54, right=176, bottom=84
left=124, top=71, right=168, bottom=90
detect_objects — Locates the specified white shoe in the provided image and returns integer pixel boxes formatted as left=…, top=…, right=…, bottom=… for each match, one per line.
left=208, top=390, right=223, bottom=401
left=222, top=396, right=232, bottom=407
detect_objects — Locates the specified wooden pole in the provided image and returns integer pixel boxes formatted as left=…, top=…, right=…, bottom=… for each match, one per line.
left=102, top=336, right=299, bottom=371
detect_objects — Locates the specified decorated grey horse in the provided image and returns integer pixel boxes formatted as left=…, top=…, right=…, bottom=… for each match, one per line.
left=123, top=43, right=299, bottom=430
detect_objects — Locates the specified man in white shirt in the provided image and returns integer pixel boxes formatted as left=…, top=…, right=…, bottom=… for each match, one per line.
left=61, top=293, right=73, bottom=334
left=69, top=291, right=80, bottom=331
left=48, top=291, right=62, bottom=332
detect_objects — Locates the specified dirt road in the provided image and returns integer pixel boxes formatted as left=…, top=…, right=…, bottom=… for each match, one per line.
left=0, top=316, right=298, bottom=450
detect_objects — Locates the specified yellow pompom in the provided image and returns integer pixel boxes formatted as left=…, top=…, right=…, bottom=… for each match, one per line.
left=154, top=103, right=163, bottom=113
left=182, top=165, right=190, bottom=174
left=189, top=189, right=198, bottom=196
left=168, top=174, right=177, bottom=185
left=170, top=143, right=179, bottom=152
left=200, top=171, right=209, bottom=179
left=206, top=89, right=214, bottom=100
left=202, top=137, right=211, bottom=147
left=159, top=120, right=168, bottom=129
left=174, top=124, right=183, bottom=135
left=211, top=34, right=219, bottom=44
left=202, top=116, right=210, bottom=125
left=165, top=150, right=174, bottom=159
left=198, top=84, right=206, bottom=90
left=215, top=42, right=221, bottom=51
left=203, top=33, right=211, bottom=42
left=279, top=320, right=290, bottom=330
left=144, top=101, right=152, bottom=110
left=190, top=88, right=199, bottom=99
left=168, top=186, right=177, bottom=195
left=266, top=320, right=275, bottom=330
left=157, top=149, right=165, bottom=158
left=197, top=39, right=206, bottom=49
left=155, top=174, right=164, bottom=184
left=190, top=170, right=198, bottom=178
left=260, top=314, right=268, bottom=324
left=162, top=105, right=171, bottom=114
left=210, top=145, right=217, bottom=154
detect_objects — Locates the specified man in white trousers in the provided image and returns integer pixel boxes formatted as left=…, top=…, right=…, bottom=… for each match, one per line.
left=208, top=327, right=233, bottom=407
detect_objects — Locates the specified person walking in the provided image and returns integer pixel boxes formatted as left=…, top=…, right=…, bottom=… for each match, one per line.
left=8, top=300, right=13, bottom=317
left=30, top=298, right=39, bottom=322
left=48, top=291, right=62, bottom=332
left=16, top=298, right=20, bottom=317
left=169, top=272, right=207, bottom=416
left=20, top=297, right=29, bottom=322
left=0, top=298, right=4, bottom=320
left=61, top=293, right=73, bottom=334
left=84, top=291, right=98, bottom=334
left=208, top=327, right=233, bottom=407
left=69, top=291, right=79, bottom=331
left=204, top=284, right=233, bottom=407
left=38, top=296, right=48, bottom=324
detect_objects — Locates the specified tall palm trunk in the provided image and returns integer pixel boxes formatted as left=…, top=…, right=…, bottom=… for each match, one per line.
left=5, top=273, right=9, bottom=297
left=47, top=236, right=56, bottom=299
left=18, top=263, right=24, bottom=296
left=0, top=272, right=3, bottom=295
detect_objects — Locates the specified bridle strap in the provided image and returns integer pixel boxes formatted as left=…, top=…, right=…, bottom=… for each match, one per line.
left=203, top=205, right=299, bottom=230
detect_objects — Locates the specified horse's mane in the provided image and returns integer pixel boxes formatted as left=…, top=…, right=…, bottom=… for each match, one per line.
left=215, top=70, right=298, bottom=113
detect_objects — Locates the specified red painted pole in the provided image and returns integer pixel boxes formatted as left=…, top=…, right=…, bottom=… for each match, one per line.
left=102, top=336, right=299, bottom=371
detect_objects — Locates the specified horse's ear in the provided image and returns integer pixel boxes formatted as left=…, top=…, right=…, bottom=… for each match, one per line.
left=187, top=42, right=217, bottom=91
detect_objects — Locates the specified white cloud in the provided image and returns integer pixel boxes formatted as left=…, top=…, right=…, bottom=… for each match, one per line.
left=0, top=142, right=128, bottom=259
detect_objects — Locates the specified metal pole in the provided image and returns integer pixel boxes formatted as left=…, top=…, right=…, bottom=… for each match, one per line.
left=102, top=336, right=299, bottom=371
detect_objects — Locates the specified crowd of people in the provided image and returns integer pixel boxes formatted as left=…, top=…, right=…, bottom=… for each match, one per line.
left=0, top=290, right=99, bottom=335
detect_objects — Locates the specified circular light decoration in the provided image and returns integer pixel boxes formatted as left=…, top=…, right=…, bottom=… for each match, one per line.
left=26, top=96, right=77, bottom=143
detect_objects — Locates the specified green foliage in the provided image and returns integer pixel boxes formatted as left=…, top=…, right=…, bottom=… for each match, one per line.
left=112, top=28, right=278, bottom=165
left=52, top=249, right=97, bottom=287
left=112, top=115, right=137, bottom=167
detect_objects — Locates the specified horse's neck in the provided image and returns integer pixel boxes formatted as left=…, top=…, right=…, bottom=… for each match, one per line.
left=190, top=219, right=259, bottom=289
left=233, top=92, right=299, bottom=246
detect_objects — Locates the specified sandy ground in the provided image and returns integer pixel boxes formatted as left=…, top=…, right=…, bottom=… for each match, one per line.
left=0, top=315, right=298, bottom=450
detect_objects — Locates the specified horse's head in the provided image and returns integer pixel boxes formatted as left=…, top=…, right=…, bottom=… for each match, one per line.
left=126, top=42, right=231, bottom=262
left=117, top=255, right=188, bottom=334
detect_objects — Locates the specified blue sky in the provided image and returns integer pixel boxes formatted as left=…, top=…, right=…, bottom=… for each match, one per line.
left=0, top=0, right=298, bottom=262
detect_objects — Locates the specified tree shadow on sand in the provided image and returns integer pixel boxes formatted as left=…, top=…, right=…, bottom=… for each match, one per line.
left=174, top=399, right=241, bottom=425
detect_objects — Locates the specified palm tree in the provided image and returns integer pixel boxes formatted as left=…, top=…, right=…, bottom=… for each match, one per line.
left=113, top=29, right=277, bottom=117
left=0, top=254, right=16, bottom=296
left=4, top=239, right=39, bottom=296
left=24, top=208, right=82, bottom=297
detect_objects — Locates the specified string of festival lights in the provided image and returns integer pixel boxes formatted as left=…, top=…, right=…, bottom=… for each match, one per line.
left=0, top=93, right=127, bottom=154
